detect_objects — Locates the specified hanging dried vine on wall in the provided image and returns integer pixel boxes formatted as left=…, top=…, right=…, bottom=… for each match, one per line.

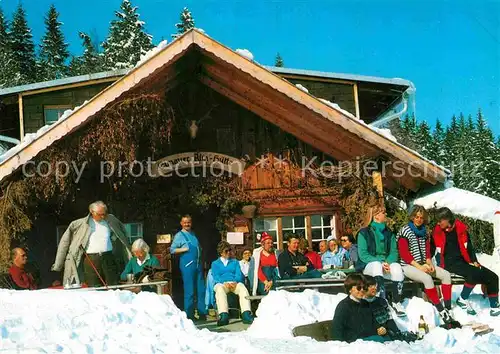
left=0, top=94, right=176, bottom=272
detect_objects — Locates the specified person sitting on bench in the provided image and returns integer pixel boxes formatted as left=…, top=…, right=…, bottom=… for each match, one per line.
left=397, top=205, right=460, bottom=327
left=9, top=248, right=38, bottom=290
left=278, top=234, right=322, bottom=279
left=432, top=207, right=500, bottom=317
left=211, top=241, right=254, bottom=326
left=249, top=232, right=280, bottom=296
left=321, top=235, right=347, bottom=268
left=357, top=205, right=406, bottom=317
left=331, top=273, right=380, bottom=342
left=299, top=238, right=322, bottom=270
left=340, top=234, right=359, bottom=265
left=363, top=275, right=418, bottom=342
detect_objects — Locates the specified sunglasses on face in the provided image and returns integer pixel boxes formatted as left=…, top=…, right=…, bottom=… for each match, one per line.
left=340, top=239, right=349, bottom=242
left=356, top=285, right=368, bottom=291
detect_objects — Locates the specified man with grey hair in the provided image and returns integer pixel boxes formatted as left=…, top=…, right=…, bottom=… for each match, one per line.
left=52, top=201, right=132, bottom=287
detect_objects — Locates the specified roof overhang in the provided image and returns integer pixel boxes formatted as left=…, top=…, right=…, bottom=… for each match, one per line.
left=0, top=30, right=448, bottom=193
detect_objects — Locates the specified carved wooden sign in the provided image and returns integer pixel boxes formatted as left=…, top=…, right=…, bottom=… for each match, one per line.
left=150, top=152, right=246, bottom=177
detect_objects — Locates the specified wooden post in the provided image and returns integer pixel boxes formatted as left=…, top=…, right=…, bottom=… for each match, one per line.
left=18, top=93, right=24, bottom=142
left=353, top=83, right=360, bottom=119
left=306, top=215, right=312, bottom=248
left=277, top=217, right=283, bottom=250
left=372, top=170, right=384, bottom=201
left=334, top=212, right=342, bottom=239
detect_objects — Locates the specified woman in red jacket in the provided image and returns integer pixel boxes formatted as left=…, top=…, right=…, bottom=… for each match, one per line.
left=432, top=207, right=499, bottom=317
left=397, top=206, right=459, bottom=327
left=299, top=238, right=322, bottom=270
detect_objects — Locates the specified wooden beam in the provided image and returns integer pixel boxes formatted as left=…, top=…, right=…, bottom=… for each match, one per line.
left=18, top=94, right=24, bottom=141
left=372, top=170, right=384, bottom=200
left=277, top=217, right=283, bottom=251
left=202, top=61, right=374, bottom=158
left=353, top=83, right=360, bottom=119
left=278, top=73, right=355, bottom=86
left=20, top=77, right=121, bottom=97
left=199, top=74, right=354, bottom=161
left=306, top=215, right=312, bottom=249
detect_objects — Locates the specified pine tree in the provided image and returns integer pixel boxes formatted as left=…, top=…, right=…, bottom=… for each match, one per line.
left=275, top=53, right=284, bottom=67
left=172, top=7, right=195, bottom=39
left=473, top=109, right=498, bottom=198
left=400, top=113, right=418, bottom=150
left=415, top=120, right=433, bottom=157
left=427, top=119, right=445, bottom=165
left=0, top=7, right=15, bottom=87
left=10, top=4, right=37, bottom=85
left=69, top=32, right=104, bottom=75
left=102, top=0, right=153, bottom=70
left=443, top=115, right=460, bottom=171
left=39, top=5, right=69, bottom=80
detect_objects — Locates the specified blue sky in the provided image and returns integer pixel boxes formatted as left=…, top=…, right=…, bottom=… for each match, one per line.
left=3, top=0, right=499, bottom=136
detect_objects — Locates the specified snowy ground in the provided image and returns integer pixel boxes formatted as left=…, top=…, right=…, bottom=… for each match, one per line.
left=1, top=253, right=499, bottom=353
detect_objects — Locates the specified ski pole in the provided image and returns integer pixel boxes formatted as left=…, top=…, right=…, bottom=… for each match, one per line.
left=79, top=245, right=108, bottom=289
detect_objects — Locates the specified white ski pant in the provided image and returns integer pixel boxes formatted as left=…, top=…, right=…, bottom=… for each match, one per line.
left=214, top=283, right=251, bottom=314
left=363, top=261, right=405, bottom=281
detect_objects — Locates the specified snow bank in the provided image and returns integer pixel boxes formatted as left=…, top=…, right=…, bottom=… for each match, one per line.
left=413, top=187, right=500, bottom=223
left=235, top=48, right=254, bottom=61
left=2, top=275, right=500, bottom=353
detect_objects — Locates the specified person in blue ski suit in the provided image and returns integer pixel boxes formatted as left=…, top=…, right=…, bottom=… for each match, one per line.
left=170, top=215, right=207, bottom=321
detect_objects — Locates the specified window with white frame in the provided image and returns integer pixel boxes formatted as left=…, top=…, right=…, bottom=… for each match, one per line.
left=253, top=217, right=278, bottom=246
left=310, top=214, right=334, bottom=243
left=282, top=216, right=306, bottom=247
left=124, top=222, right=144, bottom=244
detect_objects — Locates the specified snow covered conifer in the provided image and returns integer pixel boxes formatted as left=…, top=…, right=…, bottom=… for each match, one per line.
left=10, top=4, right=37, bottom=85
left=70, top=32, right=104, bottom=75
left=416, top=120, right=433, bottom=157
left=172, top=7, right=195, bottom=39
left=39, top=4, right=69, bottom=80
left=103, top=0, right=153, bottom=69
left=473, top=110, right=497, bottom=198
left=275, top=53, right=284, bottom=67
left=0, top=7, right=15, bottom=87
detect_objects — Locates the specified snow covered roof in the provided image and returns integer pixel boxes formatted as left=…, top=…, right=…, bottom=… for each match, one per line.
left=0, top=69, right=129, bottom=97
left=266, top=66, right=413, bottom=88
left=0, top=64, right=410, bottom=99
left=0, top=29, right=448, bottom=192
left=413, top=187, right=500, bottom=223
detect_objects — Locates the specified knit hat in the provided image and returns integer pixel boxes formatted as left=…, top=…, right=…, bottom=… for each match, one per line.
left=326, top=235, right=336, bottom=243
left=260, top=232, right=273, bottom=243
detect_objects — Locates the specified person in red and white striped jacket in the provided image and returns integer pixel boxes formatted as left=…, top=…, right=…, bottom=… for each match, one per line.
left=397, top=205, right=460, bottom=328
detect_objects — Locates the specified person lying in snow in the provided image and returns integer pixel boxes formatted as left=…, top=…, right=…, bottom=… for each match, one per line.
left=432, top=207, right=500, bottom=317
left=330, top=273, right=417, bottom=343
left=357, top=205, right=406, bottom=317
left=278, top=234, right=322, bottom=279
left=211, top=241, right=254, bottom=326
left=397, top=205, right=460, bottom=327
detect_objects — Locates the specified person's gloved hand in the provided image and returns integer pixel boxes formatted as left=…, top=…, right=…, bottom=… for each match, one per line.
left=141, top=275, right=150, bottom=283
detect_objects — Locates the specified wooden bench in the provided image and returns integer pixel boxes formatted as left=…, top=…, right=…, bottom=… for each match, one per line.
left=245, top=274, right=466, bottom=301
